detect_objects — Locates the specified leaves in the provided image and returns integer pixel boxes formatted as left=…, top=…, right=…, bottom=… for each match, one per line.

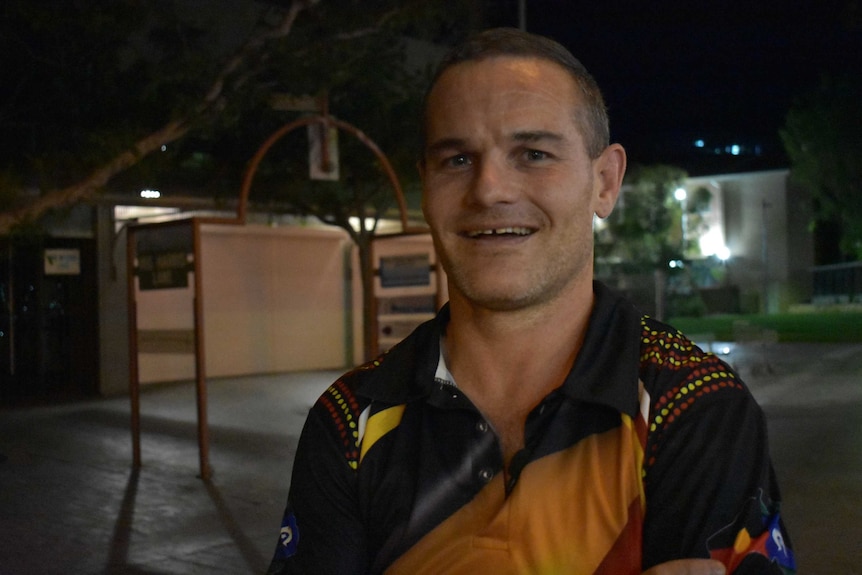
left=780, top=75, right=862, bottom=259
left=0, top=0, right=473, bottom=233
left=602, top=164, right=689, bottom=271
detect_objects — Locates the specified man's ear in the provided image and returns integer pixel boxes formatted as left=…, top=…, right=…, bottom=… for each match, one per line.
left=593, top=143, right=626, bottom=219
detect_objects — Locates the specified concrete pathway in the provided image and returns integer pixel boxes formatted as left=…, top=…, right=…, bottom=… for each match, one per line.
left=1, top=343, right=860, bottom=574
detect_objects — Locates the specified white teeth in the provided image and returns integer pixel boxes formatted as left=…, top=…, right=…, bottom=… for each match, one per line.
left=467, top=227, right=532, bottom=238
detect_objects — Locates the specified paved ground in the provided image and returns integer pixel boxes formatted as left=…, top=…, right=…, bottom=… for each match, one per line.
left=1, top=342, right=860, bottom=574
left=0, top=370, right=339, bottom=575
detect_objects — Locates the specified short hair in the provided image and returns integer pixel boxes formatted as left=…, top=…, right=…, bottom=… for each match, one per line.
left=422, top=28, right=610, bottom=159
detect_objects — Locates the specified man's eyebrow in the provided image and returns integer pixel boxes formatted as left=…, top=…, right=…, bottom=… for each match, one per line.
left=423, top=131, right=566, bottom=156
left=512, top=130, right=565, bottom=144
left=424, top=137, right=468, bottom=156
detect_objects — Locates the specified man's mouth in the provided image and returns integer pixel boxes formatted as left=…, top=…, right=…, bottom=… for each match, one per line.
left=465, top=227, right=534, bottom=238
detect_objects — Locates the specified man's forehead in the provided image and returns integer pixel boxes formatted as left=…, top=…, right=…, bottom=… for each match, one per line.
left=426, top=60, right=582, bottom=136
left=426, top=56, right=583, bottom=123
left=432, top=54, right=579, bottom=91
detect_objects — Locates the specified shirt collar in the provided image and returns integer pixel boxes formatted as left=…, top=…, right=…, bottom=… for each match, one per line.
left=558, top=281, right=642, bottom=417
left=434, top=341, right=457, bottom=387
left=357, top=282, right=641, bottom=417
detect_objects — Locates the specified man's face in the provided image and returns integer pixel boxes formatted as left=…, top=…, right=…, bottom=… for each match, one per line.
left=420, top=56, right=621, bottom=312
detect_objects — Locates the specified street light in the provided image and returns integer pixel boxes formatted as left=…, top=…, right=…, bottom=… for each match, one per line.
left=674, top=187, right=688, bottom=253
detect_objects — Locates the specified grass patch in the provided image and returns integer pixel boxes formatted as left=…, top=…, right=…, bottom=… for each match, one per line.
left=667, top=311, right=862, bottom=343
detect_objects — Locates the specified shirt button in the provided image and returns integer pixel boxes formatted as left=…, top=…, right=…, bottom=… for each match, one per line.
left=476, top=420, right=489, bottom=433
left=478, top=468, right=495, bottom=483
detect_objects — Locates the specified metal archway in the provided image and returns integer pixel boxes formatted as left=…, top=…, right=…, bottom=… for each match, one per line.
left=235, top=114, right=419, bottom=232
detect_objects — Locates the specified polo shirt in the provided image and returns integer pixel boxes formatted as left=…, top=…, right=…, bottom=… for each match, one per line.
left=267, top=282, right=795, bottom=574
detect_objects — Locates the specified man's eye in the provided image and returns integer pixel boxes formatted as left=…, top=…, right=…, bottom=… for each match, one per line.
left=525, top=149, right=549, bottom=161
left=445, top=154, right=471, bottom=167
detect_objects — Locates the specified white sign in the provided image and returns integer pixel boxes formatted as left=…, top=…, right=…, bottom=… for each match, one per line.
left=44, top=248, right=81, bottom=275
left=308, top=124, right=340, bottom=181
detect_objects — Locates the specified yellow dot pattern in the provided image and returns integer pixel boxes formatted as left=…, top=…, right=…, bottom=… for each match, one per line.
left=318, top=378, right=362, bottom=469
left=639, top=316, right=744, bottom=472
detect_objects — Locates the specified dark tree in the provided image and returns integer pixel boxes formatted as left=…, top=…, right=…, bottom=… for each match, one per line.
left=781, top=76, right=862, bottom=261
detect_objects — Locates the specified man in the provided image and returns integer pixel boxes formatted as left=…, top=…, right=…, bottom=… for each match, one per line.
left=267, top=28, right=795, bottom=574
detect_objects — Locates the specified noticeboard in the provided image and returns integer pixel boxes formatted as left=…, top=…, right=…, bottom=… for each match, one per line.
left=134, top=222, right=194, bottom=290
left=137, top=251, right=192, bottom=290
left=44, top=248, right=81, bottom=275
left=379, top=253, right=431, bottom=288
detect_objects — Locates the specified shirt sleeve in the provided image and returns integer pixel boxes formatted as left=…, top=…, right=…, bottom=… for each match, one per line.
left=266, top=393, right=370, bottom=575
left=641, top=360, right=796, bottom=574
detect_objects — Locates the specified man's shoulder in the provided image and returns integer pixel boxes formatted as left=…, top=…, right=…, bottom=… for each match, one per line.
left=639, top=315, right=741, bottom=383
left=313, top=313, right=442, bottom=415
left=638, top=315, right=755, bottom=430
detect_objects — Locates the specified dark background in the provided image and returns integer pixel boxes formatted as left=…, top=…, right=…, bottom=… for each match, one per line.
left=486, top=0, right=862, bottom=174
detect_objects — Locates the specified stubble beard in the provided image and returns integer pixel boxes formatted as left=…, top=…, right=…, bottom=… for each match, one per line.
left=437, top=235, right=594, bottom=313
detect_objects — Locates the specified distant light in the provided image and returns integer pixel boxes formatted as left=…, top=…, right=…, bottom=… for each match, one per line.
left=700, top=228, right=730, bottom=260
left=730, top=144, right=741, bottom=156
left=161, top=145, right=167, bottom=152
left=668, top=259, right=685, bottom=269
left=694, top=139, right=705, bottom=148
left=674, top=187, right=687, bottom=201
left=140, top=189, right=161, bottom=199
left=348, top=216, right=376, bottom=231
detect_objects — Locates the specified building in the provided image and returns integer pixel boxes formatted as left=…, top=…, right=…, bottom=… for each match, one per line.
left=0, top=167, right=812, bottom=403
left=596, top=168, right=813, bottom=317
left=685, top=169, right=814, bottom=312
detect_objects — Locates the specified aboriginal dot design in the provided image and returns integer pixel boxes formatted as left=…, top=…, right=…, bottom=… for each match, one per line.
left=318, top=378, right=362, bottom=469
left=639, top=316, right=745, bottom=471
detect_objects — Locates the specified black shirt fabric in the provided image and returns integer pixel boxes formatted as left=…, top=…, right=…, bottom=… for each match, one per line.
left=267, top=282, right=795, bottom=574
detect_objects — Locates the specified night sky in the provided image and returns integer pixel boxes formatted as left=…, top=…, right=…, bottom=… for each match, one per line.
left=486, top=0, right=862, bottom=174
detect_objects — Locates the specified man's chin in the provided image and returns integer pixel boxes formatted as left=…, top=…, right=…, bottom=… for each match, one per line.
left=454, top=285, right=541, bottom=312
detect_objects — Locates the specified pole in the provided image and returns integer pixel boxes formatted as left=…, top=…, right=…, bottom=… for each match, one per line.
left=761, top=200, right=770, bottom=313
left=127, top=227, right=141, bottom=469
left=192, top=220, right=211, bottom=480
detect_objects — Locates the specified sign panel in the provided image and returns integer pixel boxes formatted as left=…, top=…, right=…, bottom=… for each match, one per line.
left=134, top=222, right=194, bottom=290
left=308, top=124, right=340, bottom=181
left=44, top=248, right=81, bottom=275
left=379, top=254, right=431, bottom=288
left=137, top=251, right=191, bottom=290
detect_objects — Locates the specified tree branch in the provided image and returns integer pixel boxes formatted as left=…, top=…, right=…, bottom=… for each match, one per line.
left=0, top=0, right=319, bottom=235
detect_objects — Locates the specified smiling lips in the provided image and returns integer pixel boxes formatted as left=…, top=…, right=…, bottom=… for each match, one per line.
left=465, top=227, right=535, bottom=238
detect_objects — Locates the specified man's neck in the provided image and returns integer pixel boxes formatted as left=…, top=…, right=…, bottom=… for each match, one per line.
left=444, top=281, right=594, bottom=406
left=442, top=281, right=595, bottom=465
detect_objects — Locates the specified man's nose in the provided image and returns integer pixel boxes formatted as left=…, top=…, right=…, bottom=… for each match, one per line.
left=468, top=157, right=517, bottom=206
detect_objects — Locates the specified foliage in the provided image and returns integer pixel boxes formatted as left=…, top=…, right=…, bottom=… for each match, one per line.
left=1, top=0, right=489, bottom=361
left=780, top=75, right=862, bottom=260
left=0, top=0, right=483, bottom=232
left=222, top=14, right=433, bottom=226
left=599, top=164, right=689, bottom=272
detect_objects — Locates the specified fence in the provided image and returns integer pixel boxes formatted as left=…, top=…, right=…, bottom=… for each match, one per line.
left=811, top=261, right=862, bottom=304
